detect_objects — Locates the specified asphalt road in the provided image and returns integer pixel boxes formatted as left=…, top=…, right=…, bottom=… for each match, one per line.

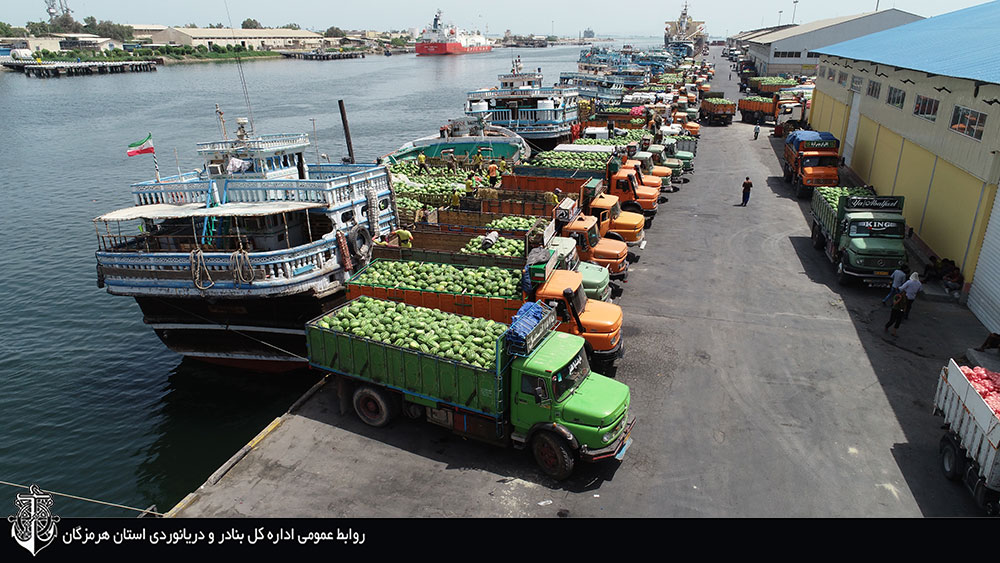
left=174, top=47, right=988, bottom=518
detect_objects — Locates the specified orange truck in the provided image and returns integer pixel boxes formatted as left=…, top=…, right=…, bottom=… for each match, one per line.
left=506, top=157, right=663, bottom=221
left=699, top=93, right=736, bottom=126
left=737, top=92, right=806, bottom=124
left=347, top=260, right=625, bottom=365
left=782, top=131, right=841, bottom=198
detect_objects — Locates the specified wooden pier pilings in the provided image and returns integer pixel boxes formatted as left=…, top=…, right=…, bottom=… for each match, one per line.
left=280, top=51, right=366, bottom=61
left=7, top=60, right=159, bottom=78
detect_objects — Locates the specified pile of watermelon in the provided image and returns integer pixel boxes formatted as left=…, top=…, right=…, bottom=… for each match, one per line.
left=526, top=151, right=607, bottom=171
left=315, top=296, right=506, bottom=368
left=485, top=216, right=539, bottom=231
left=351, top=260, right=521, bottom=297
left=460, top=235, right=525, bottom=257
left=960, top=365, right=1000, bottom=415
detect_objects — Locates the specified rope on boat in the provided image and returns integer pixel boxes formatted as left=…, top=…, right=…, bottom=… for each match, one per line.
left=190, top=248, right=215, bottom=290
left=229, top=249, right=255, bottom=285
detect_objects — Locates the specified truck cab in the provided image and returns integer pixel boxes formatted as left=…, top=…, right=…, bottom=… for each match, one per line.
left=608, top=168, right=660, bottom=219
left=554, top=201, right=629, bottom=279
left=586, top=192, right=645, bottom=246
left=647, top=144, right=684, bottom=176
left=632, top=151, right=673, bottom=181
left=508, top=317, right=633, bottom=478
left=784, top=131, right=840, bottom=198
left=623, top=159, right=663, bottom=190
left=534, top=270, right=624, bottom=364
left=671, top=112, right=701, bottom=137
left=834, top=211, right=908, bottom=284
left=547, top=236, right=612, bottom=302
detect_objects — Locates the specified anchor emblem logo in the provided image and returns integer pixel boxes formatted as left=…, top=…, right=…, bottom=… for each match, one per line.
left=8, top=485, right=60, bottom=556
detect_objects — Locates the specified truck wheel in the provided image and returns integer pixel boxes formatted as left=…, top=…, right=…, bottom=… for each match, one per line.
left=783, top=166, right=792, bottom=183
left=352, top=386, right=398, bottom=428
left=940, top=435, right=963, bottom=481
left=811, top=223, right=825, bottom=250
left=621, top=202, right=643, bottom=216
left=532, top=432, right=575, bottom=480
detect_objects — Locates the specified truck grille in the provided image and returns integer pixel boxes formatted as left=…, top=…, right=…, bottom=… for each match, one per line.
left=859, top=256, right=898, bottom=268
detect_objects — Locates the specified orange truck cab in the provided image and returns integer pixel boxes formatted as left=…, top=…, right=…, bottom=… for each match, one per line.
left=534, top=269, right=624, bottom=364
left=585, top=191, right=645, bottom=246
left=672, top=112, right=701, bottom=137
left=553, top=198, right=629, bottom=280
left=606, top=166, right=661, bottom=220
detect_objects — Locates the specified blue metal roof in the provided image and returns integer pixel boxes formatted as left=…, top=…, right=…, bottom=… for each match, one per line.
left=815, top=1, right=1000, bottom=85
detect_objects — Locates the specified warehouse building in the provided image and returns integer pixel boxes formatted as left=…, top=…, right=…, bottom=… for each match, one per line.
left=745, top=9, right=922, bottom=77
left=810, top=1, right=1000, bottom=329
left=151, top=27, right=325, bottom=50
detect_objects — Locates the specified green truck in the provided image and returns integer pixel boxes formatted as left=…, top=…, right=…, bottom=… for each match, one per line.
left=809, top=187, right=908, bottom=286
left=306, top=297, right=635, bottom=479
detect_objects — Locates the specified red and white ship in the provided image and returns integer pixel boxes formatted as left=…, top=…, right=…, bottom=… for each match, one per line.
left=416, top=10, right=492, bottom=56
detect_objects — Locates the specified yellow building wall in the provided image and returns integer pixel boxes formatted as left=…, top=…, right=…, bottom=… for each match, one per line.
left=868, top=127, right=902, bottom=197
left=893, top=140, right=935, bottom=229
left=922, top=160, right=989, bottom=278
left=965, top=185, right=998, bottom=283
left=809, top=91, right=828, bottom=132
left=851, top=116, right=878, bottom=183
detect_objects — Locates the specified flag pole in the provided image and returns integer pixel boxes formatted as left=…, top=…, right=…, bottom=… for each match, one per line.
left=150, top=132, right=161, bottom=182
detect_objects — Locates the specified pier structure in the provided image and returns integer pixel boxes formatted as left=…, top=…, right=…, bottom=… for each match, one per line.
left=4, top=60, right=159, bottom=78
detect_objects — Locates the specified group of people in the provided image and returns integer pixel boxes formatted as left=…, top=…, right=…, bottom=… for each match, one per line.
left=922, top=256, right=965, bottom=293
left=882, top=265, right=922, bottom=337
left=417, top=150, right=507, bottom=187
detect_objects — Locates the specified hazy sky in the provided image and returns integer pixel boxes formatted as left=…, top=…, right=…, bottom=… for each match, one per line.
left=2, top=0, right=993, bottom=37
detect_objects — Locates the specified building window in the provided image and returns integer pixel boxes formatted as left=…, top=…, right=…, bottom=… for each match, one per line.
left=773, top=51, right=802, bottom=58
left=850, top=75, right=863, bottom=93
left=866, top=80, right=881, bottom=99
left=837, top=71, right=848, bottom=87
left=913, top=95, right=940, bottom=122
left=807, top=51, right=821, bottom=58
left=827, top=67, right=836, bottom=81
left=886, top=86, right=906, bottom=109
left=950, top=105, right=987, bottom=140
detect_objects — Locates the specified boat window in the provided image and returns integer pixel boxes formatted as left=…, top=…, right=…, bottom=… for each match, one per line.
left=361, top=204, right=368, bottom=215
left=341, top=210, right=355, bottom=224
left=282, top=155, right=289, bottom=167
left=379, top=198, right=389, bottom=210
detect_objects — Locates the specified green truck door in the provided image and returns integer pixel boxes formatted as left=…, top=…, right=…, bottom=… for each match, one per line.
left=511, top=373, right=554, bottom=430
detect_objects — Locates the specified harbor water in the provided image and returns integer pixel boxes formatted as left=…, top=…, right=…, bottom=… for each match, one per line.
left=0, top=43, right=645, bottom=516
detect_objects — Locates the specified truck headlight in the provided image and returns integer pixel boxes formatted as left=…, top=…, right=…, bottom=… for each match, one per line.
left=602, top=432, right=614, bottom=444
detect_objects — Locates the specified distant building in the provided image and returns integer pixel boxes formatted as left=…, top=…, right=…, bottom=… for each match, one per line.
left=583, top=28, right=595, bottom=39
left=151, top=27, right=325, bottom=50
left=53, top=33, right=117, bottom=51
left=128, top=24, right=168, bottom=41
left=744, top=9, right=923, bottom=76
left=811, top=2, right=1000, bottom=322
left=0, top=36, right=63, bottom=52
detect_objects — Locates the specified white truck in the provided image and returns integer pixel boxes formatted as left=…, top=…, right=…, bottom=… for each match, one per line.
left=933, top=359, right=1000, bottom=515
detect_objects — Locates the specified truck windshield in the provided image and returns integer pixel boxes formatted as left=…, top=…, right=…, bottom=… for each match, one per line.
left=610, top=202, right=621, bottom=219
left=554, top=349, right=591, bottom=401
left=587, top=225, right=600, bottom=248
left=801, top=156, right=840, bottom=168
left=849, top=220, right=906, bottom=238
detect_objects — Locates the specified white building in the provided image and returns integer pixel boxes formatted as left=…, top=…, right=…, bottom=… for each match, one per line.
left=746, top=9, right=923, bottom=76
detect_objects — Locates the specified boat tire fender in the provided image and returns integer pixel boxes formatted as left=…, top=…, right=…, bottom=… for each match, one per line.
left=348, top=225, right=373, bottom=263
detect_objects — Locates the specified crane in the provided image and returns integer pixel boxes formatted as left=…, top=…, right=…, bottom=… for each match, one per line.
left=44, top=0, right=72, bottom=22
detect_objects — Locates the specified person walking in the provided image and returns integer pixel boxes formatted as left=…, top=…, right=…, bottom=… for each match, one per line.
left=899, top=271, right=923, bottom=320
left=884, top=292, right=906, bottom=337
left=740, top=177, right=752, bottom=206
left=882, top=265, right=910, bottom=305
left=753, top=124, right=760, bottom=140
left=417, top=152, right=430, bottom=175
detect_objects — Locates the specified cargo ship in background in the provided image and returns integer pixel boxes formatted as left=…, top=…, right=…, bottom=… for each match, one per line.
left=664, top=2, right=707, bottom=58
left=416, top=10, right=493, bottom=56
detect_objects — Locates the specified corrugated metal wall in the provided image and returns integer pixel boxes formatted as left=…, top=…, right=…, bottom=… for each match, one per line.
left=969, top=194, right=1000, bottom=333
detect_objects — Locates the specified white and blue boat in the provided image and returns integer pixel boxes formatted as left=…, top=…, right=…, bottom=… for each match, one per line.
left=93, top=119, right=398, bottom=372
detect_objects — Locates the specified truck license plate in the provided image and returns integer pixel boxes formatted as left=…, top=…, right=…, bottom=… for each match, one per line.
left=874, top=271, right=889, bottom=276
left=615, top=437, right=633, bottom=461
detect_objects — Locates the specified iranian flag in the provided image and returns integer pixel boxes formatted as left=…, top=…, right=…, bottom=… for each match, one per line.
left=126, top=133, right=155, bottom=156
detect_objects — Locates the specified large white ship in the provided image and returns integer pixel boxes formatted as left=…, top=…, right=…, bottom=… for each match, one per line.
left=416, top=10, right=492, bottom=56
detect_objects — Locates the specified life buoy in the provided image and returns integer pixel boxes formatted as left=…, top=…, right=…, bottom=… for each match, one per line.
left=347, top=225, right=374, bottom=264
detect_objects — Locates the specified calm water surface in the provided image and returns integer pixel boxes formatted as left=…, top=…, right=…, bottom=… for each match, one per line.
left=0, top=42, right=648, bottom=515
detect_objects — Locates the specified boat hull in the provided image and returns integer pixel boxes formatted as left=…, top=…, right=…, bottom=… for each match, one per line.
left=135, top=291, right=348, bottom=373
left=416, top=42, right=492, bottom=56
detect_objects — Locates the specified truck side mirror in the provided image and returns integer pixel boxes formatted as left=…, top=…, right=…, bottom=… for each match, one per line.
left=534, top=386, right=547, bottom=403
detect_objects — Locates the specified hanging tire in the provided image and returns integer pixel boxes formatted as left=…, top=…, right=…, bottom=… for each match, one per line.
left=347, top=225, right=373, bottom=264
left=811, top=222, right=825, bottom=250
left=940, top=435, right=963, bottom=481
left=532, top=432, right=575, bottom=480
left=402, top=401, right=425, bottom=420
left=352, top=386, right=398, bottom=428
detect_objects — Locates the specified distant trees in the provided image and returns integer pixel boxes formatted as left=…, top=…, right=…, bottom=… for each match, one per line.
left=241, top=19, right=262, bottom=29
left=390, top=37, right=407, bottom=47
left=0, top=21, right=26, bottom=37
left=280, top=23, right=300, bottom=30
left=324, top=26, right=346, bottom=38
left=207, top=23, right=225, bottom=29
left=17, top=15, right=132, bottom=41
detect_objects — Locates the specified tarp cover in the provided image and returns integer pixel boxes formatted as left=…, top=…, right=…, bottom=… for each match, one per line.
left=785, top=130, right=837, bottom=150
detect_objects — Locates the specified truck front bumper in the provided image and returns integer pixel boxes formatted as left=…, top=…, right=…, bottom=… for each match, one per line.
left=842, top=264, right=893, bottom=287
left=592, top=333, right=624, bottom=363
left=609, top=260, right=629, bottom=281
left=624, top=229, right=645, bottom=247
left=581, top=415, right=636, bottom=463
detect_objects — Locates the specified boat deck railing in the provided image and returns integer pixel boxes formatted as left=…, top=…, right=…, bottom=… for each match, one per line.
left=96, top=235, right=343, bottom=293
left=467, top=86, right=575, bottom=99
left=131, top=164, right=390, bottom=208
left=196, top=134, right=311, bottom=154
left=468, top=108, right=578, bottom=128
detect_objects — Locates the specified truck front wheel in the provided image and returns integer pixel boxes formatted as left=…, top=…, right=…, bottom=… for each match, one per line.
left=352, top=386, right=398, bottom=428
left=940, top=435, right=963, bottom=481
left=532, top=432, right=575, bottom=480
